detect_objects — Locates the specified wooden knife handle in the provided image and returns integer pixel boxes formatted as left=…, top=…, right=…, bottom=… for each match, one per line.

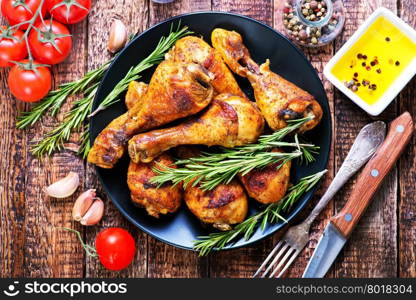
left=330, top=112, right=414, bottom=238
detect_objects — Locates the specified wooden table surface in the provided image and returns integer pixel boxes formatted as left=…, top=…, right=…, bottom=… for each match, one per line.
left=1, top=0, right=415, bottom=278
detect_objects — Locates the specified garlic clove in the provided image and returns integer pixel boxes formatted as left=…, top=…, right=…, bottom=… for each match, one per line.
left=72, top=189, right=96, bottom=221
left=44, top=172, right=80, bottom=198
left=80, top=198, right=104, bottom=226
left=108, top=19, right=128, bottom=53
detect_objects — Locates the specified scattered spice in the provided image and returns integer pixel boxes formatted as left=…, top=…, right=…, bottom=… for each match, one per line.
left=362, top=62, right=366, bottom=66
left=395, top=60, right=400, bottom=66
left=366, top=66, right=371, bottom=71
left=353, top=72, right=358, bottom=77
left=376, top=68, right=382, bottom=74
left=385, top=37, right=390, bottom=42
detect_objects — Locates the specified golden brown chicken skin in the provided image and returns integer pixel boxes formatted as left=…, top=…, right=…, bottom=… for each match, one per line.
left=166, top=36, right=246, bottom=98
left=88, top=61, right=214, bottom=169
left=175, top=146, right=248, bottom=231
left=128, top=93, right=264, bottom=163
left=239, top=149, right=291, bottom=204
left=211, top=28, right=322, bottom=133
left=125, top=81, right=148, bottom=110
left=127, top=153, right=182, bottom=218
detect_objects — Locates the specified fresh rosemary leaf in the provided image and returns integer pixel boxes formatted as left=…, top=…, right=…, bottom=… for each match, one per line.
left=151, top=117, right=319, bottom=190
left=193, top=170, right=327, bottom=255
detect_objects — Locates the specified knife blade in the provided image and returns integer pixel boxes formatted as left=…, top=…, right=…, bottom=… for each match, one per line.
left=303, top=112, right=414, bottom=278
left=302, top=223, right=346, bottom=278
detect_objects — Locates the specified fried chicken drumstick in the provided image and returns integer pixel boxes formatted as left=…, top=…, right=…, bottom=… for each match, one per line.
left=88, top=60, right=214, bottom=168
left=128, top=93, right=264, bottom=163
left=211, top=28, right=322, bottom=133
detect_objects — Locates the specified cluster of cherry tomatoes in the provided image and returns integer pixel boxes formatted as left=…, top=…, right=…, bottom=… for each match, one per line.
left=0, top=0, right=91, bottom=102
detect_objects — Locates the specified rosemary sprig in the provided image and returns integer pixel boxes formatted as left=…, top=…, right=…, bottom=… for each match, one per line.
left=28, top=24, right=193, bottom=157
left=16, top=61, right=110, bottom=129
left=193, top=170, right=327, bottom=256
left=89, top=23, right=192, bottom=117
left=151, top=117, right=320, bottom=190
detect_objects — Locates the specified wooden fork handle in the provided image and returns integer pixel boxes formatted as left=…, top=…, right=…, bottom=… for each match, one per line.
left=330, top=112, right=414, bottom=238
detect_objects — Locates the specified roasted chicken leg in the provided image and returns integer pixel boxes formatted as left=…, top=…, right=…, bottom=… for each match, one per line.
left=127, top=153, right=182, bottom=218
left=88, top=61, right=214, bottom=168
left=128, top=93, right=264, bottom=163
left=166, top=36, right=246, bottom=97
left=175, top=147, right=248, bottom=231
left=211, top=28, right=323, bottom=133
left=238, top=149, right=291, bottom=204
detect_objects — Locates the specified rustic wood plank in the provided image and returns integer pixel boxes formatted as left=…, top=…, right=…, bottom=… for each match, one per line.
left=332, top=0, right=398, bottom=278
left=398, top=0, right=416, bottom=278
left=23, top=19, right=88, bottom=277
left=272, top=0, right=336, bottom=278
left=146, top=0, right=211, bottom=279
left=84, top=0, right=149, bottom=278
left=208, top=0, right=276, bottom=278
left=0, top=17, right=27, bottom=278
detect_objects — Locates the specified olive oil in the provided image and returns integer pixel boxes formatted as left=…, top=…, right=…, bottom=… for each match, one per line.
left=331, top=16, right=416, bottom=105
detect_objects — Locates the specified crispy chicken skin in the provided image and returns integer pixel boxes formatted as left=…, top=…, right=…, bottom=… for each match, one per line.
left=175, top=147, right=248, bottom=231
left=125, top=81, right=148, bottom=110
left=239, top=149, right=291, bottom=204
left=87, top=61, right=214, bottom=169
left=127, top=153, right=182, bottom=218
left=128, top=93, right=264, bottom=163
left=211, top=28, right=323, bottom=133
left=166, top=36, right=246, bottom=98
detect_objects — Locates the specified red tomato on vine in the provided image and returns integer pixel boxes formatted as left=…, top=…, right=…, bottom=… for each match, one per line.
left=1, top=0, right=47, bottom=30
left=28, top=19, right=72, bottom=65
left=0, top=27, right=28, bottom=67
left=46, top=0, right=91, bottom=24
left=8, top=59, right=52, bottom=102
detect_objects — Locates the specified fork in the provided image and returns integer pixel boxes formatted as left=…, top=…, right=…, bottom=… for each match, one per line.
left=253, top=121, right=386, bottom=278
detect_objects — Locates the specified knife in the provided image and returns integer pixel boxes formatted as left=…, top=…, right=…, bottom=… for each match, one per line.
left=303, top=112, right=414, bottom=278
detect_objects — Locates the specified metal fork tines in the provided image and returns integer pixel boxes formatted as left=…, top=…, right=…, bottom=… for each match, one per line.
left=253, top=223, right=308, bottom=278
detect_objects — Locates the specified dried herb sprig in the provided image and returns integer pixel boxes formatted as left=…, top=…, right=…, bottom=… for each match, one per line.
left=193, top=170, right=327, bottom=256
left=151, top=117, right=319, bottom=190
left=26, top=24, right=193, bottom=157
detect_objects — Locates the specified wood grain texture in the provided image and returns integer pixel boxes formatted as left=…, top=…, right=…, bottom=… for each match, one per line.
left=22, top=18, right=88, bottom=277
left=332, top=112, right=413, bottom=237
left=0, top=16, right=27, bottom=278
left=84, top=0, right=149, bottom=278
left=147, top=0, right=211, bottom=279
left=332, top=0, right=398, bottom=278
left=273, top=0, right=336, bottom=279
left=398, top=0, right=416, bottom=278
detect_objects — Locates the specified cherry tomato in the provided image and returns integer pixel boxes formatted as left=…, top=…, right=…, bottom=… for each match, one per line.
left=1, top=0, right=47, bottom=30
left=46, top=0, right=91, bottom=24
left=8, top=59, right=52, bottom=102
left=28, top=19, right=72, bottom=65
left=95, top=228, right=136, bottom=271
left=0, top=27, right=28, bottom=67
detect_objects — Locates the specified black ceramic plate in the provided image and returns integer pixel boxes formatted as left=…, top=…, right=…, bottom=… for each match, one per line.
left=90, top=12, right=331, bottom=251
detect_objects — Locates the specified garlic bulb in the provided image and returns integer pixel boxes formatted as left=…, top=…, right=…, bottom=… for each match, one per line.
left=80, top=198, right=105, bottom=226
left=72, top=189, right=96, bottom=221
left=108, top=19, right=128, bottom=53
left=44, top=172, right=80, bottom=198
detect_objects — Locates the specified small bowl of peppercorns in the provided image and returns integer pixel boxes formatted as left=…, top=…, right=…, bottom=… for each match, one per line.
left=282, top=0, right=345, bottom=47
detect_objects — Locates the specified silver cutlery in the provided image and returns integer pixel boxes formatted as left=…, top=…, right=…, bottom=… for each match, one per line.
left=253, top=120, right=387, bottom=278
